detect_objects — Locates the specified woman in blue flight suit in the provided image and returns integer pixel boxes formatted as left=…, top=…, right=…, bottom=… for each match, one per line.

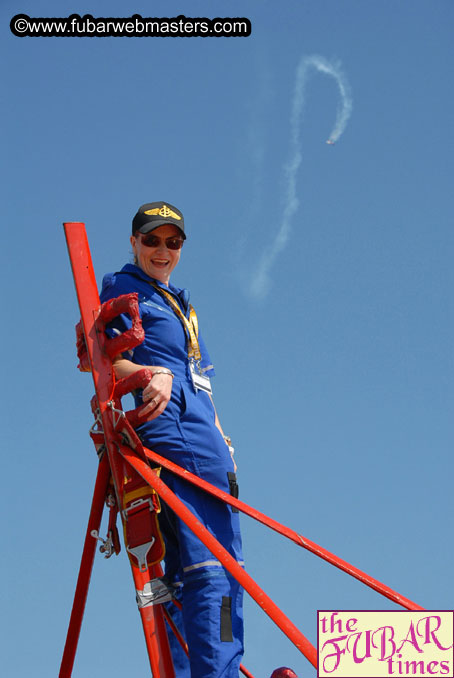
left=100, top=202, right=244, bottom=678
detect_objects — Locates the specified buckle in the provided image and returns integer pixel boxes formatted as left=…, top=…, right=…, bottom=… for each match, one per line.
left=136, top=578, right=174, bottom=608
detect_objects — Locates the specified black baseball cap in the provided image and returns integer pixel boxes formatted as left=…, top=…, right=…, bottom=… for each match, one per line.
left=132, top=201, right=186, bottom=239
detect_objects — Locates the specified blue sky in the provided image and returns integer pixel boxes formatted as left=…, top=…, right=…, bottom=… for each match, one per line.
left=1, top=1, right=453, bottom=676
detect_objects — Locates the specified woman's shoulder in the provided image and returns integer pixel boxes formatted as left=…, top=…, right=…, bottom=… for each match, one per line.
left=100, top=264, right=146, bottom=301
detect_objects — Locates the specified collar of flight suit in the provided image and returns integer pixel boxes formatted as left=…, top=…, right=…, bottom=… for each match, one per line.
left=119, top=264, right=191, bottom=315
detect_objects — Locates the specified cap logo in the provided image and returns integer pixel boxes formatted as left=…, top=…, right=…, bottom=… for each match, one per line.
left=144, top=205, right=181, bottom=220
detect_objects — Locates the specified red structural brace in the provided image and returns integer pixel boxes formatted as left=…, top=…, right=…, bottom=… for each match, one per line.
left=62, top=221, right=424, bottom=678
left=62, top=223, right=176, bottom=678
left=59, top=455, right=111, bottom=678
left=117, top=441, right=319, bottom=668
left=140, top=447, right=423, bottom=612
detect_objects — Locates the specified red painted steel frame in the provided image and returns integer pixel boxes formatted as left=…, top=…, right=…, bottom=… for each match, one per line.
left=117, top=442, right=318, bottom=668
left=59, top=454, right=110, bottom=678
left=61, top=223, right=174, bottom=678
left=62, top=223, right=258, bottom=678
left=142, top=448, right=423, bottom=612
left=61, top=221, right=423, bottom=678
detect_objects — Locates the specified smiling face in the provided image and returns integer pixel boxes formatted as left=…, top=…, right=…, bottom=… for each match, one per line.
left=130, top=223, right=183, bottom=285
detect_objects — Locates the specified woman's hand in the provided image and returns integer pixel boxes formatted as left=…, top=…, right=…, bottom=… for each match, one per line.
left=225, top=440, right=237, bottom=473
left=140, top=371, right=174, bottom=421
left=112, top=358, right=174, bottom=422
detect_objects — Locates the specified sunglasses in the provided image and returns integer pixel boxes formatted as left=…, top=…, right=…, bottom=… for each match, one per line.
left=139, top=234, right=184, bottom=250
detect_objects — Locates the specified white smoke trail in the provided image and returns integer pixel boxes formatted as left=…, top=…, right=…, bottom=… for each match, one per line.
left=249, top=55, right=353, bottom=299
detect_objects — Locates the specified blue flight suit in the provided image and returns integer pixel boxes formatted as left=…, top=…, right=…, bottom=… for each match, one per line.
left=100, top=264, right=244, bottom=678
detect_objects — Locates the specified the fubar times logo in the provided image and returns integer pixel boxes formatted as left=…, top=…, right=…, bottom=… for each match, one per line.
left=318, top=611, right=453, bottom=677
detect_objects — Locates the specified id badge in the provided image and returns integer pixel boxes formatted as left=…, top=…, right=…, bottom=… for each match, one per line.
left=189, top=360, right=212, bottom=394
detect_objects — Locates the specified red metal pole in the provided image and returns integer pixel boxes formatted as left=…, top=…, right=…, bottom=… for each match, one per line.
left=162, top=605, right=189, bottom=656
left=62, top=222, right=175, bottom=678
left=117, top=442, right=318, bottom=669
left=59, top=454, right=110, bottom=678
left=135, top=564, right=175, bottom=678
left=142, top=447, right=423, bottom=612
left=239, top=664, right=256, bottom=678
left=63, top=222, right=115, bottom=404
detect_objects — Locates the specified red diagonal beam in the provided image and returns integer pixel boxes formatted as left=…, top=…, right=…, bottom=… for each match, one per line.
left=142, top=447, right=423, bottom=611
left=117, top=442, right=318, bottom=668
left=59, top=454, right=110, bottom=678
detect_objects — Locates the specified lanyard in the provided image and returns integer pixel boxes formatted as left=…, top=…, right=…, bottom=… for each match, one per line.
left=149, top=282, right=202, bottom=363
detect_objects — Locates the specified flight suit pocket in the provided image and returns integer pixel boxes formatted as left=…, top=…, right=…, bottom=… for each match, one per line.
left=227, top=472, right=239, bottom=513
left=220, top=596, right=233, bottom=642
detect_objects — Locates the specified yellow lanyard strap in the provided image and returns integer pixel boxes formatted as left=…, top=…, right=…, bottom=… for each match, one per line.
left=149, top=282, right=202, bottom=362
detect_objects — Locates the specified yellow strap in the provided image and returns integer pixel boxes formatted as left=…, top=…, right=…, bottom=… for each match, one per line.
left=123, top=476, right=161, bottom=507
left=189, top=304, right=198, bottom=338
left=149, top=282, right=202, bottom=362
